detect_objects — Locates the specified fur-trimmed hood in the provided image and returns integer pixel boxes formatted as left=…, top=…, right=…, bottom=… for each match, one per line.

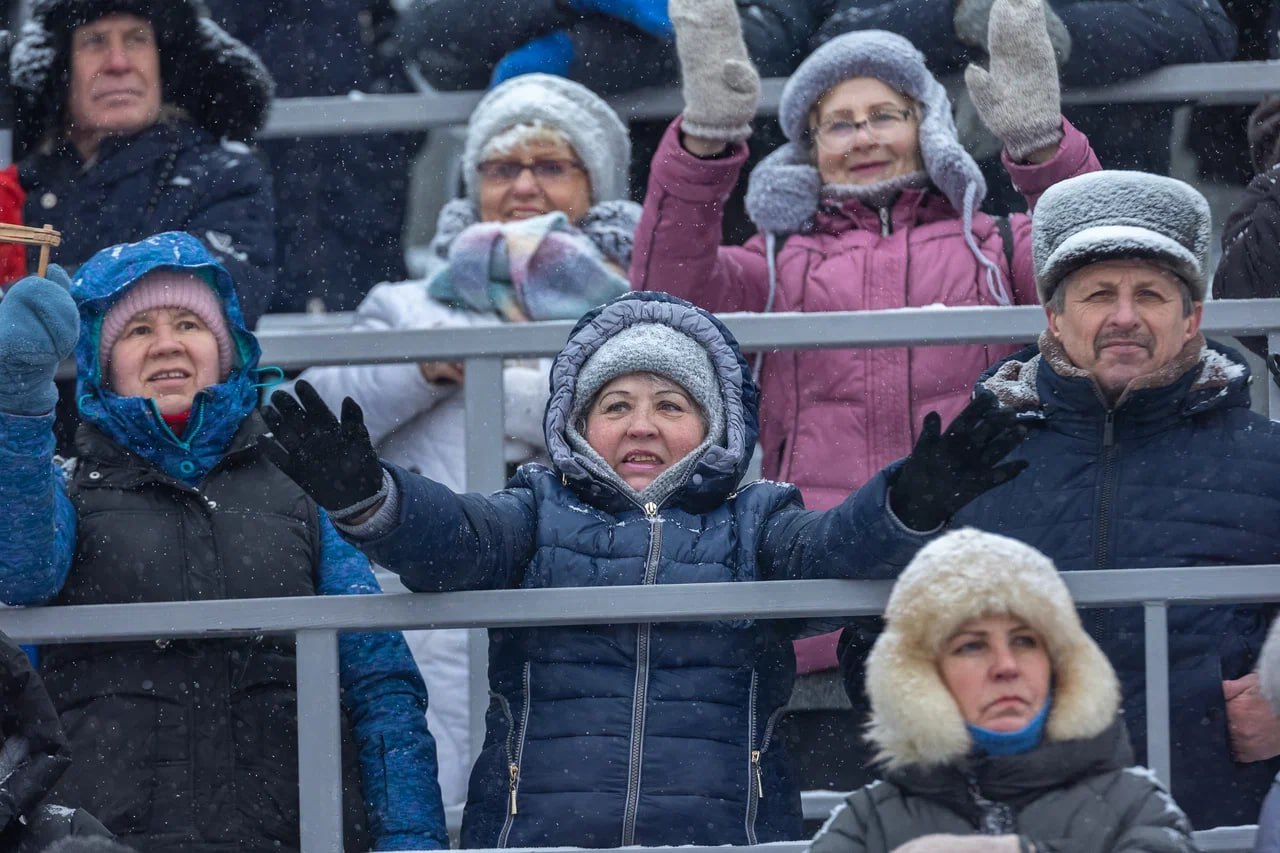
left=543, top=291, right=758, bottom=515
left=864, top=529, right=1120, bottom=769
left=11, top=0, right=273, bottom=152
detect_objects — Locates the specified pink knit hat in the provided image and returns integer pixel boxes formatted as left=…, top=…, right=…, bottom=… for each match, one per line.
left=99, top=271, right=235, bottom=379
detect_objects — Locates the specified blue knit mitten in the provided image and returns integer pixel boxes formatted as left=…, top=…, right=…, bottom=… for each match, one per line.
left=0, top=265, right=78, bottom=416
left=491, top=31, right=575, bottom=86
left=565, top=0, right=673, bottom=40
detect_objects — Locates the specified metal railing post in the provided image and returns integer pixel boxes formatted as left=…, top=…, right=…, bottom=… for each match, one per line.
left=462, top=355, right=506, bottom=766
left=1269, top=331, right=1280, bottom=422
left=296, top=629, right=344, bottom=853
left=1143, top=602, right=1172, bottom=787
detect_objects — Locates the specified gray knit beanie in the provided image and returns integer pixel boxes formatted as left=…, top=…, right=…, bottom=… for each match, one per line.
left=462, top=73, right=631, bottom=207
left=1033, top=170, right=1211, bottom=306
left=570, top=323, right=725, bottom=444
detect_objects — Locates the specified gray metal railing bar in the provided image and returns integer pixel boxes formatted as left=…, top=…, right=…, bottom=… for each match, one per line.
left=250, top=299, right=1280, bottom=371
left=2, top=566, right=1277, bottom=644
left=258, top=61, right=1280, bottom=138
left=296, top=629, right=344, bottom=853
left=1143, top=603, right=1172, bottom=787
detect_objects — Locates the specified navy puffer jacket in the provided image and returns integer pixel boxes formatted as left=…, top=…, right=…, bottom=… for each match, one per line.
left=949, top=338, right=1280, bottom=830
left=354, top=291, right=929, bottom=848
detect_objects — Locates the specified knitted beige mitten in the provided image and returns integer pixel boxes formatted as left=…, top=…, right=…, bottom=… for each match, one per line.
left=671, top=0, right=760, bottom=142
left=964, top=0, right=1064, bottom=161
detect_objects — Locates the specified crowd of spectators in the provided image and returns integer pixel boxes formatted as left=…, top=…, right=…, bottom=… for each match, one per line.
left=0, top=0, right=1276, bottom=850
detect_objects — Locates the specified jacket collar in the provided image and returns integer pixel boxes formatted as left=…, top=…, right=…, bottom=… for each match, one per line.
left=884, top=718, right=1132, bottom=820
left=814, top=186, right=954, bottom=236
left=979, top=333, right=1251, bottom=431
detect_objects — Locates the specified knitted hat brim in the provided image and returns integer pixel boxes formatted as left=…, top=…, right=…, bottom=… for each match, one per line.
left=1038, top=225, right=1204, bottom=305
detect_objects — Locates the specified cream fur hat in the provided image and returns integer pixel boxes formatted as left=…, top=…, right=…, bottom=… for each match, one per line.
left=864, top=528, right=1120, bottom=769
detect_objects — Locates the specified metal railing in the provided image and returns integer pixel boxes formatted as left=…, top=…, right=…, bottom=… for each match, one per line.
left=17, top=300, right=1280, bottom=852
left=257, top=60, right=1280, bottom=138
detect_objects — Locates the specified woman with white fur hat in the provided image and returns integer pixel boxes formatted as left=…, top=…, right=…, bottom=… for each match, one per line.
left=808, top=529, right=1196, bottom=853
left=297, top=71, right=634, bottom=807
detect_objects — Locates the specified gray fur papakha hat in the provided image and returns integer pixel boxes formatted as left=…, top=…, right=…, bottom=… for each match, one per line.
left=570, top=322, right=725, bottom=446
left=1033, top=170, right=1212, bottom=305
left=462, top=73, right=631, bottom=207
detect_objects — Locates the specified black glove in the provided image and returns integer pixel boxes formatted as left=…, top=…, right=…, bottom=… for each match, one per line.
left=888, top=394, right=1029, bottom=531
left=259, top=379, right=386, bottom=516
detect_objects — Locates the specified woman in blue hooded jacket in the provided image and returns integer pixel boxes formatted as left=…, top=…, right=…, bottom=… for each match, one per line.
left=261, top=290, right=1029, bottom=848
left=0, top=231, right=447, bottom=853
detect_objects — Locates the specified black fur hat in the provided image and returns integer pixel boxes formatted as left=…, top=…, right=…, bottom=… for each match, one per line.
left=10, top=0, right=273, bottom=150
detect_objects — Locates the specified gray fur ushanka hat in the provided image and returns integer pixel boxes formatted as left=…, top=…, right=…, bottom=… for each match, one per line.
left=1032, top=170, right=1212, bottom=305
left=11, top=0, right=273, bottom=151
left=462, top=73, right=631, bottom=207
left=745, top=30, right=986, bottom=236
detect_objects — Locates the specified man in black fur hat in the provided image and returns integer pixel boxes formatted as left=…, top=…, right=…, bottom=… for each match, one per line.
left=9, top=0, right=276, bottom=326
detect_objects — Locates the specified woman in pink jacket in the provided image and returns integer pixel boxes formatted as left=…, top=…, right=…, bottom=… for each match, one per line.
left=631, top=0, right=1100, bottom=791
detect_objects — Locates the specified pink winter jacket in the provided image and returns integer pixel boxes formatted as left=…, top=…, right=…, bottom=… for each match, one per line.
left=631, top=117, right=1099, bottom=672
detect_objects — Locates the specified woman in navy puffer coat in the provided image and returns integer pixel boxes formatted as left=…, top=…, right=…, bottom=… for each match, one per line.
left=261, top=291, right=1027, bottom=848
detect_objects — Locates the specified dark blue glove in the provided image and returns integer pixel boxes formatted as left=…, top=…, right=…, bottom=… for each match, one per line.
left=0, top=265, right=78, bottom=416
left=566, top=0, right=673, bottom=40
left=491, top=31, right=575, bottom=86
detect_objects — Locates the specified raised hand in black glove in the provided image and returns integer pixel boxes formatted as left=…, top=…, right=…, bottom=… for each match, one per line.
left=888, top=394, right=1029, bottom=531
left=259, top=379, right=386, bottom=517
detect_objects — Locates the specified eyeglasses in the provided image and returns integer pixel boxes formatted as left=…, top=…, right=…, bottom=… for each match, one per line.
left=476, top=158, right=586, bottom=184
left=812, top=108, right=915, bottom=152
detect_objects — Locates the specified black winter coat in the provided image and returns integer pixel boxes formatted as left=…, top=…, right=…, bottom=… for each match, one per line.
left=400, top=0, right=816, bottom=92
left=808, top=721, right=1195, bottom=853
left=1212, top=167, right=1280, bottom=356
left=932, top=339, right=1280, bottom=829
left=18, top=120, right=276, bottom=326
left=41, top=418, right=370, bottom=853
left=204, top=0, right=424, bottom=313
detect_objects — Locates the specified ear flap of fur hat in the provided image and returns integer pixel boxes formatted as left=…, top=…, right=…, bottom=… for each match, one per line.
left=1258, top=619, right=1280, bottom=716
left=864, top=528, right=1120, bottom=769
left=745, top=142, right=822, bottom=234
left=11, top=0, right=273, bottom=150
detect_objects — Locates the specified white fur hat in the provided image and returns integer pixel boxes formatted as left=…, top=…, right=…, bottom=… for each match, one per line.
left=864, top=528, right=1120, bottom=769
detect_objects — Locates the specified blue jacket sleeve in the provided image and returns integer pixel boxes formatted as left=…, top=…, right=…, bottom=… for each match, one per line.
left=347, top=463, right=538, bottom=593
left=315, top=510, right=448, bottom=851
left=0, top=411, right=75, bottom=605
left=1055, top=0, right=1238, bottom=87
left=758, top=465, right=933, bottom=582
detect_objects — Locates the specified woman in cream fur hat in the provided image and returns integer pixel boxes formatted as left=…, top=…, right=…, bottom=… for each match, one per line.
left=809, top=528, right=1196, bottom=853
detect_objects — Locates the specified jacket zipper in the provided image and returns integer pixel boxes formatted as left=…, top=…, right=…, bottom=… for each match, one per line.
left=620, top=501, right=663, bottom=846
left=497, top=662, right=532, bottom=847
left=878, top=206, right=892, bottom=237
left=745, top=671, right=761, bottom=843
left=745, top=682, right=787, bottom=844
left=1089, top=410, right=1117, bottom=639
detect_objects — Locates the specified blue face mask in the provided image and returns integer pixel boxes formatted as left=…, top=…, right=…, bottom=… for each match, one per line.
left=966, top=690, right=1052, bottom=757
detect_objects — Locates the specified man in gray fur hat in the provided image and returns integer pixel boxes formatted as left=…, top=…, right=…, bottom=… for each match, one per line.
left=848, top=168, right=1280, bottom=829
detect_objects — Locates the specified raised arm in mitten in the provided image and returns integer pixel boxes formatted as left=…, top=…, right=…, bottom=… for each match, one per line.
left=964, top=0, right=1063, bottom=164
left=0, top=267, right=78, bottom=418
left=670, top=0, right=760, bottom=157
left=955, top=0, right=1070, bottom=67
left=888, top=394, right=1028, bottom=532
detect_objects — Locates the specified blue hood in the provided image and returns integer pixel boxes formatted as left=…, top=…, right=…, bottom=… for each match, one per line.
left=545, top=291, right=760, bottom=513
left=71, top=232, right=262, bottom=484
